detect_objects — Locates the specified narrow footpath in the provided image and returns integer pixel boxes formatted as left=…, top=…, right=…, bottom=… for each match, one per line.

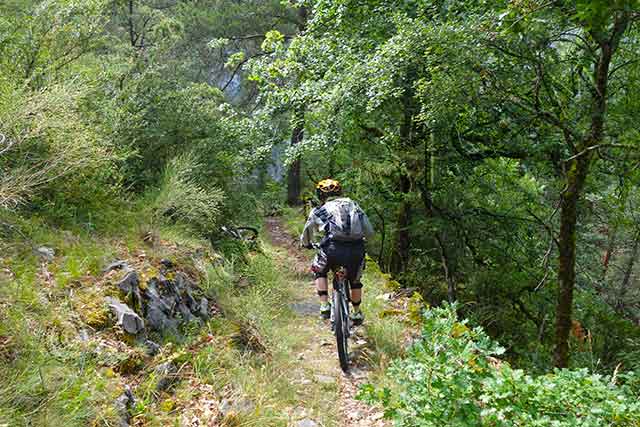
left=264, top=217, right=388, bottom=427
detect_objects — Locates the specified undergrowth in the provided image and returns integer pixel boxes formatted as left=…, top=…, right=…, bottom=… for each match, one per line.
left=360, top=304, right=640, bottom=427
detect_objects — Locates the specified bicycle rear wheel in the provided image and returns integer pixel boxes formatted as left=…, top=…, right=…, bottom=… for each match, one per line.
left=333, top=289, right=350, bottom=372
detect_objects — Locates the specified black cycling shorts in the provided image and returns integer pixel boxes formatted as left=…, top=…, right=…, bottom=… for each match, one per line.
left=311, top=240, right=365, bottom=284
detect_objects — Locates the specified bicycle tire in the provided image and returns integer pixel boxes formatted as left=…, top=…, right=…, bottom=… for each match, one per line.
left=334, top=285, right=350, bottom=372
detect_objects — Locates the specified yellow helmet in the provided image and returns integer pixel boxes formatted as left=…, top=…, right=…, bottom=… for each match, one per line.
left=316, top=179, right=342, bottom=199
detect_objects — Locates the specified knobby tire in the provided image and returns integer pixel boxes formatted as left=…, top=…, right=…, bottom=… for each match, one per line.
left=334, top=286, right=350, bottom=372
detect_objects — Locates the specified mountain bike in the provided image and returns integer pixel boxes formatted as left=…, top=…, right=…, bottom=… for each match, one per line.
left=312, top=243, right=351, bottom=372
left=331, top=266, right=352, bottom=372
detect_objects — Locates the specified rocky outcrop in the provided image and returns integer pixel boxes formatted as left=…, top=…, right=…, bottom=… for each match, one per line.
left=114, top=386, right=136, bottom=427
left=106, top=297, right=145, bottom=334
left=101, top=259, right=211, bottom=337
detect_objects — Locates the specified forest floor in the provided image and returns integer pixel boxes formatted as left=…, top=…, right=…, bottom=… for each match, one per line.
left=263, top=217, right=389, bottom=427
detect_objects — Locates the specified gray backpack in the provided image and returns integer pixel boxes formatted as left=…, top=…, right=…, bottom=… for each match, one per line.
left=316, top=198, right=370, bottom=241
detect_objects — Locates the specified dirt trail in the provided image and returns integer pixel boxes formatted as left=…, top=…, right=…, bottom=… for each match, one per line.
left=264, top=217, right=388, bottom=427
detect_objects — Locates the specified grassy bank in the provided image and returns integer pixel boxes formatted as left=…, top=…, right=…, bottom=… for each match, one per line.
left=0, top=206, right=411, bottom=426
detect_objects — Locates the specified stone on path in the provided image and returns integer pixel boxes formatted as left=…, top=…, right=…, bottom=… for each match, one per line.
left=314, top=374, right=335, bottom=385
left=295, top=419, right=318, bottom=427
left=289, top=301, right=319, bottom=316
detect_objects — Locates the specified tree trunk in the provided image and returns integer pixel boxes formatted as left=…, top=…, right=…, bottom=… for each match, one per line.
left=389, top=174, right=411, bottom=276
left=617, top=231, right=640, bottom=313
left=601, top=225, right=617, bottom=282
left=285, top=5, right=308, bottom=206
left=128, top=0, right=136, bottom=47
left=553, top=17, right=628, bottom=368
left=436, top=232, right=456, bottom=303
left=286, top=113, right=304, bottom=206
left=554, top=156, right=591, bottom=368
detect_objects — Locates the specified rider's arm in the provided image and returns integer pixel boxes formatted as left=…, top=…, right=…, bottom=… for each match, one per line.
left=300, top=209, right=317, bottom=247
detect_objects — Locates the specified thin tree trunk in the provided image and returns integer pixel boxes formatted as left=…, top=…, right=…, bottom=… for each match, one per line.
left=372, top=207, right=386, bottom=265
left=555, top=156, right=591, bottom=368
left=388, top=88, right=417, bottom=276
left=389, top=174, right=411, bottom=275
left=602, top=225, right=617, bottom=282
left=286, top=5, right=308, bottom=206
left=128, top=0, right=136, bottom=47
left=436, top=232, right=456, bottom=303
left=617, top=231, right=640, bottom=312
left=553, top=17, right=628, bottom=368
left=286, top=113, right=304, bottom=206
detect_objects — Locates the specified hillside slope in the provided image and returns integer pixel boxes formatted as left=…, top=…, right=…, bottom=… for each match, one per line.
left=0, top=212, right=407, bottom=426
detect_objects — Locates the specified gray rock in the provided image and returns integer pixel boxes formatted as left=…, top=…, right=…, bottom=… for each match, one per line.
left=154, top=361, right=178, bottom=391
left=146, top=305, right=172, bottom=331
left=35, top=246, right=55, bottom=262
left=117, top=271, right=139, bottom=294
left=174, top=272, right=195, bottom=291
left=114, top=386, right=135, bottom=427
left=159, top=258, right=174, bottom=269
left=103, top=260, right=129, bottom=274
left=314, top=374, right=335, bottom=384
left=177, top=302, right=196, bottom=323
left=144, top=339, right=161, bottom=356
left=296, top=419, right=319, bottom=427
left=198, top=297, right=209, bottom=319
left=105, top=297, right=144, bottom=334
left=118, top=270, right=143, bottom=310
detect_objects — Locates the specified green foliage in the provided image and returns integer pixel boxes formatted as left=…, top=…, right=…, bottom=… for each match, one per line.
left=153, top=154, right=225, bottom=234
left=360, top=305, right=640, bottom=426
left=0, top=81, right=116, bottom=212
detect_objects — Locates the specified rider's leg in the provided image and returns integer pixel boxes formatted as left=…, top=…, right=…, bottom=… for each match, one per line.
left=316, top=277, right=329, bottom=303
left=350, top=283, right=362, bottom=310
left=349, top=255, right=366, bottom=310
left=312, top=248, right=330, bottom=304
left=314, top=271, right=331, bottom=319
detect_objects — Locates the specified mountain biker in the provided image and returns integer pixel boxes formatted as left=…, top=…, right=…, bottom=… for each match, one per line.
left=300, top=179, right=374, bottom=325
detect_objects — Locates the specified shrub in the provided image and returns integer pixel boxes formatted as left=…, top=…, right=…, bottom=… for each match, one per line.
left=153, top=153, right=225, bottom=233
left=359, top=305, right=640, bottom=427
left=0, top=82, right=113, bottom=212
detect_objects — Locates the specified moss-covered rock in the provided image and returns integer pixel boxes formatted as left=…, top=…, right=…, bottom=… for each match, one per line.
left=76, top=288, right=112, bottom=329
left=115, top=348, right=146, bottom=375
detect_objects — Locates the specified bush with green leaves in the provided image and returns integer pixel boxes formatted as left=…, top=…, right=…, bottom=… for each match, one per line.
left=153, top=154, right=225, bottom=233
left=359, top=305, right=640, bottom=426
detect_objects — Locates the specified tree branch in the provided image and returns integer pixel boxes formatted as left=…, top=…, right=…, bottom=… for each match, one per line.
left=221, top=52, right=268, bottom=92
